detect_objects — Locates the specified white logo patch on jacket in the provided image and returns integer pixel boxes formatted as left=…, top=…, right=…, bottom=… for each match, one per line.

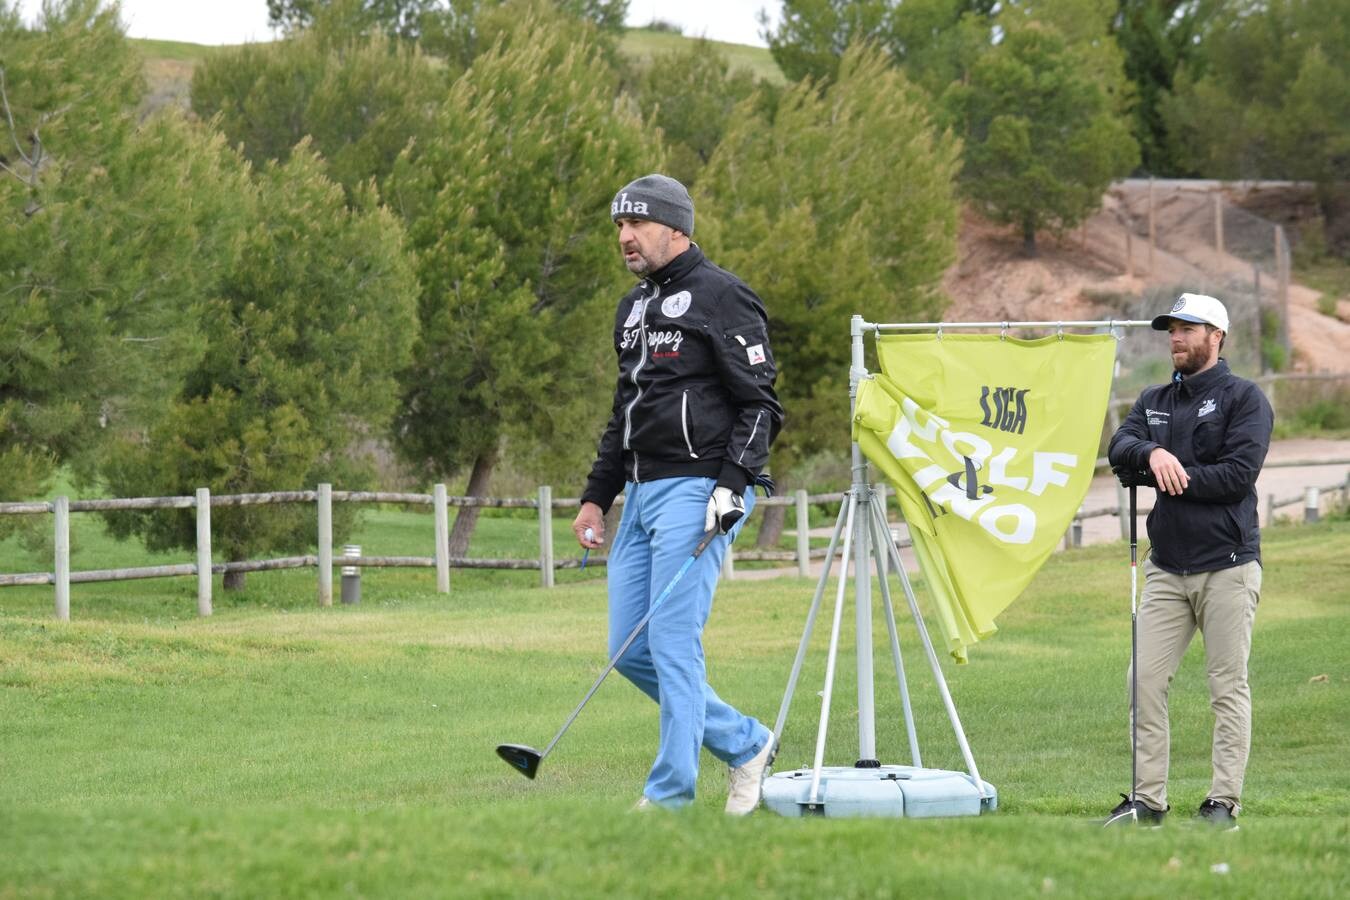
left=746, top=343, right=766, bottom=365
left=1198, top=398, right=1217, bottom=418
left=661, top=291, right=692, bottom=319
left=623, top=298, right=647, bottom=328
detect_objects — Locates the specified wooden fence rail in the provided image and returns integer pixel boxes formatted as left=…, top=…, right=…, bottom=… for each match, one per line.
left=0, top=483, right=867, bottom=621
left=5, top=465, right=1347, bottom=620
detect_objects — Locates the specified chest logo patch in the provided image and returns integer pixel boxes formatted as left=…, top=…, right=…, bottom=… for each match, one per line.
left=1198, top=398, right=1217, bottom=418
left=661, top=291, right=692, bottom=319
left=746, top=343, right=766, bottom=365
left=623, top=298, right=647, bottom=328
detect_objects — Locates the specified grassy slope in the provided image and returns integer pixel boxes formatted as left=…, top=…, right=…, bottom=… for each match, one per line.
left=1, top=517, right=1347, bottom=897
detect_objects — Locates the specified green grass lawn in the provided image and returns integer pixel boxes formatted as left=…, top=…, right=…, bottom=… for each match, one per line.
left=1, top=516, right=1347, bottom=897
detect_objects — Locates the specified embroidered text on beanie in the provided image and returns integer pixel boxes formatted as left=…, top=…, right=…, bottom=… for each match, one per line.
left=610, top=174, right=694, bottom=236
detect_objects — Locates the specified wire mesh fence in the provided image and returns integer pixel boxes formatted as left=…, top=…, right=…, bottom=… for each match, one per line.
left=1097, top=178, right=1295, bottom=389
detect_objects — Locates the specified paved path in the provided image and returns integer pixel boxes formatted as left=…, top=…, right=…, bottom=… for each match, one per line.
left=735, top=438, right=1350, bottom=581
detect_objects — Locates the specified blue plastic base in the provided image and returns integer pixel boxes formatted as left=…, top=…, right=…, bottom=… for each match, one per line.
left=760, top=765, right=998, bottom=819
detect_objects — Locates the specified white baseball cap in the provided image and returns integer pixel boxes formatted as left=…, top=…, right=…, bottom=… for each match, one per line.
left=1152, top=292, right=1229, bottom=333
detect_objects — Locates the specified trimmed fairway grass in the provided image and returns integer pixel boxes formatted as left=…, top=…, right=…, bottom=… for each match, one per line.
left=1, top=518, right=1347, bottom=897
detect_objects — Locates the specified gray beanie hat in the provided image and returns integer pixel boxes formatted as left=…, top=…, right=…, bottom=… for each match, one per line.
left=610, top=174, right=694, bottom=236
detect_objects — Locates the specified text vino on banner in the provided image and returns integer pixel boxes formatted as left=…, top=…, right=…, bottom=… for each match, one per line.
left=853, top=333, right=1116, bottom=663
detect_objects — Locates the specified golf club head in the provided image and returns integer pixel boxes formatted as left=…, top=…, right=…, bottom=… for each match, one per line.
left=496, top=743, right=543, bottom=779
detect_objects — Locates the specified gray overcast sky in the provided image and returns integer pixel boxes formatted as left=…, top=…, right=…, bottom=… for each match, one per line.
left=15, top=1, right=780, bottom=47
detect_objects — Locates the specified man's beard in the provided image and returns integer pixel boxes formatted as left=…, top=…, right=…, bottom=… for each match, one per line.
left=1173, top=343, right=1210, bottom=375
left=622, top=232, right=671, bottom=275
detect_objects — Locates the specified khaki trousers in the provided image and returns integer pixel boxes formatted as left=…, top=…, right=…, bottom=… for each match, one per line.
left=1129, top=558, right=1261, bottom=811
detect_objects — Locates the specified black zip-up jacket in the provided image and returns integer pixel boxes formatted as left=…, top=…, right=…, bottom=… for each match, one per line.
left=1108, top=359, right=1273, bottom=574
left=581, top=245, right=783, bottom=513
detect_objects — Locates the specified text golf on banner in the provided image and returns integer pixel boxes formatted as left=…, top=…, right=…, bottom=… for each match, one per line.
left=853, top=333, right=1116, bottom=663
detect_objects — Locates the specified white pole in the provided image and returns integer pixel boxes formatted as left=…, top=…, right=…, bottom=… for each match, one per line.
left=808, top=496, right=857, bottom=807
left=721, top=541, right=735, bottom=580
left=795, top=489, right=810, bottom=578
left=317, top=483, right=333, bottom=606
left=433, top=483, right=450, bottom=593
left=54, top=496, right=70, bottom=621
left=196, top=488, right=213, bottom=617
left=1304, top=486, right=1320, bottom=523
left=538, top=485, right=554, bottom=588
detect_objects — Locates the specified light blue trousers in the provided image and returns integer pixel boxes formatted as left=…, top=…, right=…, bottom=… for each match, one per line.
left=608, top=477, right=771, bottom=806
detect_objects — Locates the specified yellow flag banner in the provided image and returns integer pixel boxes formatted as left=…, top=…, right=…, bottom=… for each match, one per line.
left=853, top=334, right=1116, bottom=663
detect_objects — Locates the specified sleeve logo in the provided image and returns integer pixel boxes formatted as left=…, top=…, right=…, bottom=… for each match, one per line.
left=746, top=343, right=766, bottom=365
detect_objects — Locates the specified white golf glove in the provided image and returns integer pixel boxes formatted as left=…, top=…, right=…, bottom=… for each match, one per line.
left=705, top=486, right=745, bottom=534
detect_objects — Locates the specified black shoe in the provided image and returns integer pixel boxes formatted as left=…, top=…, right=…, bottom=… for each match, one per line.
left=1104, top=793, right=1167, bottom=827
left=1196, top=798, right=1239, bottom=831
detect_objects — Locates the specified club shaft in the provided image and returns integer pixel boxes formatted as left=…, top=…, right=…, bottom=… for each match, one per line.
left=541, top=528, right=718, bottom=759
left=1129, top=484, right=1138, bottom=802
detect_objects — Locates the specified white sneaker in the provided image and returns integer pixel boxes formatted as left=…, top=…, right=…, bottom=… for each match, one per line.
left=632, top=796, right=661, bottom=813
left=725, top=737, right=776, bottom=816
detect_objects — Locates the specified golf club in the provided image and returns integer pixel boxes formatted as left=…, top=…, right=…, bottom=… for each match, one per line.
left=1104, top=482, right=1140, bottom=826
left=496, top=526, right=720, bottom=779
left=1129, top=481, right=1139, bottom=817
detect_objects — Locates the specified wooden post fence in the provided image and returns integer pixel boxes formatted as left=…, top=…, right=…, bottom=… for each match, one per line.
left=54, top=496, right=70, bottom=621
left=434, top=483, right=450, bottom=594
left=196, top=488, right=212, bottom=617
left=796, top=489, right=811, bottom=578
left=317, top=483, right=333, bottom=607
left=538, top=485, right=554, bottom=589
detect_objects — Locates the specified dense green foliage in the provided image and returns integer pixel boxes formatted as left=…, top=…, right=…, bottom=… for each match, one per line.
left=190, top=18, right=443, bottom=194
left=1, top=518, right=1346, bottom=894
left=698, top=46, right=961, bottom=471
left=1162, top=0, right=1350, bottom=247
left=630, top=39, right=760, bottom=188
left=941, top=22, right=1138, bottom=255
left=385, top=2, right=656, bottom=491
left=0, top=2, right=229, bottom=513
left=99, top=148, right=418, bottom=564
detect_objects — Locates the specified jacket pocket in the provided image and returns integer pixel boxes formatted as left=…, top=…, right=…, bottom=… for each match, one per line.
left=681, top=390, right=699, bottom=459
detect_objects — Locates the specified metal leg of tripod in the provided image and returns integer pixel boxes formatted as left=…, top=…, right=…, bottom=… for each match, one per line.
left=865, top=495, right=922, bottom=768
left=865, top=497, right=987, bottom=798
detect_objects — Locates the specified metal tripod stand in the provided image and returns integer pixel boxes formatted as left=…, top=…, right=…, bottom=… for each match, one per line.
left=761, top=317, right=992, bottom=817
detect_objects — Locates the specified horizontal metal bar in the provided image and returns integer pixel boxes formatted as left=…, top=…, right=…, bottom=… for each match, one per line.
left=863, top=319, right=1154, bottom=331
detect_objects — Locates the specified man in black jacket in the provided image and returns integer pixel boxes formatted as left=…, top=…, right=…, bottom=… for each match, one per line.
left=572, top=174, right=783, bottom=813
left=1105, top=293, right=1273, bottom=830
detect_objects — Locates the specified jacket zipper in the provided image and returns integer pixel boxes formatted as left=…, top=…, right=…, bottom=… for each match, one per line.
left=681, top=390, right=699, bottom=458
left=622, top=283, right=658, bottom=481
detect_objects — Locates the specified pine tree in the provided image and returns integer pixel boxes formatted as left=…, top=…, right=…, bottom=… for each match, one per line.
left=100, top=146, right=419, bottom=585
left=386, top=0, right=656, bottom=555
left=697, top=45, right=961, bottom=542
left=0, top=2, right=236, bottom=515
left=942, top=21, right=1138, bottom=255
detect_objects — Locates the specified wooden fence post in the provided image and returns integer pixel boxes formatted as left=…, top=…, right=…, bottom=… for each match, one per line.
left=1214, top=191, right=1224, bottom=259
left=433, top=483, right=450, bottom=594
left=317, top=483, right=333, bottom=606
left=538, top=485, right=554, bottom=589
left=1266, top=493, right=1276, bottom=527
left=795, top=489, right=810, bottom=578
left=1147, top=176, right=1156, bottom=274
left=1304, top=487, right=1320, bottom=524
left=196, top=488, right=212, bottom=617
left=54, top=496, right=70, bottom=621
left=722, top=538, right=735, bottom=580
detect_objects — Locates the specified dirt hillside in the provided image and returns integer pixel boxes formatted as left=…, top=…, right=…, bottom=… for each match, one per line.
left=943, top=183, right=1350, bottom=373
